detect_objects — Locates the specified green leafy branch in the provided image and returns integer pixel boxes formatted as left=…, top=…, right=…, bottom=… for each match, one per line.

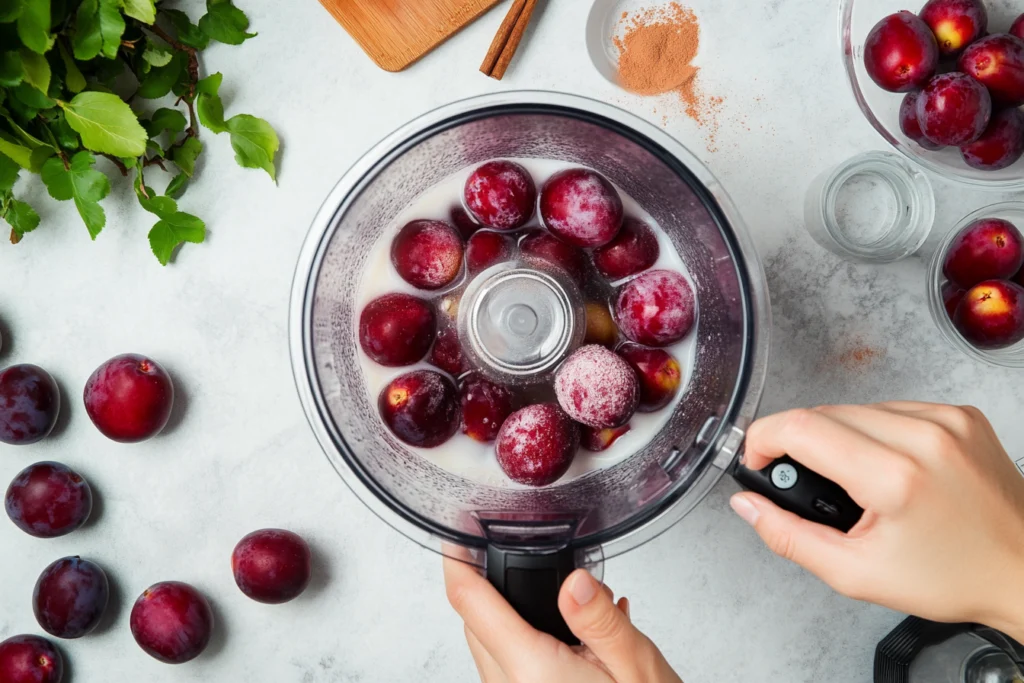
left=0, top=0, right=280, bottom=264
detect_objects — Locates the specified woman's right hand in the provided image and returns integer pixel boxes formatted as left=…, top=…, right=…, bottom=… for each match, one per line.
left=730, top=402, right=1024, bottom=641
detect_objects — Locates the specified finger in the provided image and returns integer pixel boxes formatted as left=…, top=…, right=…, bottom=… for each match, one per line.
left=617, top=597, right=630, bottom=620
left=558, top=569, right=662, bottom=679
left=443, top=556, right=546, bottom=668
left=465, top=625, right=507, bottom=683
left=744, top=408, right=898, bottom=505
left=731, top=492, right=863, bottom=591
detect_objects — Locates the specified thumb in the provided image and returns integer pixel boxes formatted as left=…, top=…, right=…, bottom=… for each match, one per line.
left=558, top=569, right=661, bottom=678
left=730, top=492, right=858, bottom=587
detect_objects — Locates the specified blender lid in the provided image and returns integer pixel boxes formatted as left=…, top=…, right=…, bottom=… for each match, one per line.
left=289, top=91, right=771, bottom=560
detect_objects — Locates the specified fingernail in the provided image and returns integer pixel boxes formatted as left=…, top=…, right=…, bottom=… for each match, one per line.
left=730, top=494, right=760, bottom=526
left=569, top=570, right=599, bottom=606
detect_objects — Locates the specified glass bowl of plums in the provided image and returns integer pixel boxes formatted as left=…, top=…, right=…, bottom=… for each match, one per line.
left=842, top=0, right=1024, bottom=188
left=929, top=202, right=1024, bottom=366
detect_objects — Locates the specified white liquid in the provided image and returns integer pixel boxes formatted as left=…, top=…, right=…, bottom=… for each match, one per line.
left=354, top=159, right=698, bottom=488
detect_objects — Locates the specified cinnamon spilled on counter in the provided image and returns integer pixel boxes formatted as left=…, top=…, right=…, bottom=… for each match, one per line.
left=613, top=3, right=722, bottom=151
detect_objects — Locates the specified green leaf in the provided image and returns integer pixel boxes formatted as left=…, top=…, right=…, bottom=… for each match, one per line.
left=16, top=0, right=52, bottom=53
left=28, top=144, right=54, bottom=171
left=0, top=50, right=23, bottom=87
left=41, top=151, right=111, bottom=238
left=57, top=42, right=85, bottom=93
left=195, top=72, right=225, bottom=133
left=226, top=114, right=277, bottom=181
left=18, top=47, right=48, bottom=92
left=0, top=152, right=19, bottom=191
left=119, top=0, right=154, bottom=24
left=0, top=110, right=46, bottom=148
left=0, top=0, right=24, bottom=23
left=60, top=91, right=147, bottom=157
left=13, top=81, right=53, bottom=108
left=134, top=179, right=177, bottom=218
left=73, top=0, right=124, bottom=61
left=163, top=9, right=208, bottom=49
left=165, top=171, right=187, bottom=198
left=137, top=50, right=184, bottom=99
left=171, top=136, right=201, bottom=177
left=198, top=0, right=254, bottom=45
left=4, top=198, right=40, bottom=237
left=141, top=38, right=172, bottom=70
left=148, top=210, right=204, bottom=265
left=0, top=131, right=32, bottom=168
left=52, top=112, right=78, bottom=148
left=145, top=107, right=186, bottom=139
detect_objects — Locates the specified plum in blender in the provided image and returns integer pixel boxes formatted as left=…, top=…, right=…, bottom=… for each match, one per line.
left=960, top=108, right=1024, bottom=170
left=359, top=293, right=436, bottom=367
left=0, top=635, right=63, bottom=683
left=130, top=581, right=213, bottom=664
left=459, top=375, right=515, bottom=443
left=466, top=230, right=514, bottom=273
left=554, top=345, right=639, bottom=429
left=33, top=557, right=109, bottom=639
left=954, top=280, right=1024, bottom=349
left=232, top=529, right=312, bottom=604
left=617, top=343, right=683, bottom=412
left=615, top=270, right=696, bottom=347
left=863, top=11, right=939, bottom=92
left=5, top=462, right=92, bottom=538
left=1012, top=14, right=1024, bottom=42
left=519, top=229, right=588, bottom=284
left=0, top=364, right=60, bottom=445
left=429, top=327, right=467, bottom=377
left=592, top=217, right=660, bottom=280
left=899, top=92, right=943, bottom=150
left=378, top=370, right=459, bottom=448
left=916, top=72, right=991, bottom=146
left=580, top=424, right=631, bottom=452
left=919, top=0, right=987, bottom=57
left=391, top=220, right=464, bottom=290
left=958, top=34, right=1024, bottom=107
left=83, top=354, right=173, bottom=443
left=450, top=206, right=480, bottom=239
left=584, top=302, right=619, bottom=348
left=463, top=160, right=536, bottom=230
left=943, top=218, right=1024, bottom=289
left=539, top=168, right=624, bottom=248
left=495, top=403, right=579, bottom=487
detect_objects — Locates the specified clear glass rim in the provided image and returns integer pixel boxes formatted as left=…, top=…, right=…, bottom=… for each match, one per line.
left=288, top=90, right=772, bottom=560
left=838, top=0, right=1024, bottom=191
left=927, top=201, right=1024, bottom=368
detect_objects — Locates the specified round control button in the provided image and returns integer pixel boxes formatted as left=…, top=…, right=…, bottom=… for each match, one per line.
left=770, top=463, right=799, bottom=490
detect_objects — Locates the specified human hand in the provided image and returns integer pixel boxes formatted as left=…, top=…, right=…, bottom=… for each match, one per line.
left=444, top=556, right=683, bottom=683
left=730, top=402, right=1024, bottom=641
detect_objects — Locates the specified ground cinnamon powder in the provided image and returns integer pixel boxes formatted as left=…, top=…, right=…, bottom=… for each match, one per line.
left=613, top=4, right=722, bottom=150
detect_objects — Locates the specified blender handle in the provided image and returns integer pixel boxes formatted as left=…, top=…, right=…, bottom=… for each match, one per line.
left=485, top=545, right=580, bottom=645
left=730, top=455, right=864, bottom=532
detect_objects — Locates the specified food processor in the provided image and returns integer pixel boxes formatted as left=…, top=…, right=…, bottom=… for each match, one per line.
left=289, top=91, right=862, bottom=642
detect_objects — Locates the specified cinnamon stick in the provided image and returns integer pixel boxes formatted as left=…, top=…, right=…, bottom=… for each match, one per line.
left=480, top=0, right=538, bottom=80
left=480, top=0, right=527, bottom=76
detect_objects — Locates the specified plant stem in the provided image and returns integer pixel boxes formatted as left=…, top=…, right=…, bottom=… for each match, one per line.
left=144, top=22, right=200, bottom=136
left=99, top=153, right=129, bottom=176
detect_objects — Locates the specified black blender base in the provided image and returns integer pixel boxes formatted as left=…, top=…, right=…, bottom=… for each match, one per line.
left=486, top=545, right=579, bottom=645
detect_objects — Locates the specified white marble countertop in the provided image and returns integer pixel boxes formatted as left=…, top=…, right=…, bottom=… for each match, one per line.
left=3, top=0, right=1024, bottom=681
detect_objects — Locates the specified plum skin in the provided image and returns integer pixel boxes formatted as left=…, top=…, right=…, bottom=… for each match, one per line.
left=463, top=160, right=536, bottom=230
left=942, top=218, right=1024, bottom=289
left=33, top=556, right=110, bottom=639
left=863, top=11, right=939, bottom=92
left=83, top=354, right=174, bottom=443
left=130, top=581, right=214, bottom=664
left=916, top=72, right=992, bottom=147
left=0, top=364, right=60, bottom=445
left=378, top=370, right=460, bottom=448
left=953, top=280, right=1024, bottom=349
left=960, top=108, right=1024, bottom=171
left=359, top=293, right=437, bottom=367
left=0, top=635, right=63, bottom=683
left=390, top=220, right=464, bottom=290
left=919, top=0, right=987, bottom=57
left=592, top=217, right=660, bottom=280
left=539, top=168, right=624, bottom=248
left=5, top=461, right=93, bottom=539
left=495, top=403, right=579, bottom=487
left=232, top=529, right=312, bottom=604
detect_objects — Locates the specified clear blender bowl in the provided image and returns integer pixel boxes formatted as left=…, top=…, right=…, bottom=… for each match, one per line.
left=290, top=91, right=771, bottom=637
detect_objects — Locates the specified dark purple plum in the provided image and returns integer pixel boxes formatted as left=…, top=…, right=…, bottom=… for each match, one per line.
left=459, top=375, right=516, bottom=443
left=899, top=92, right=943, bottom=150
left=6, top=462, right=92, bottom=538
left=83, top=354, right=173, bottom=443
left=130, top=581, right=213, bottom=664
left=916, top=72, right=992, bottom=146
left=592, top=217, right=660, bottom=280
left=391, top=220, right=464, bottom=290
left=0, top=635, right=63, bottom=683
left=232, top=529, right=312, bottom=604
left=954, top=280, right=1024, bottom=348
left=33, top=557, right=109, bottom=639
left=539, top=168, right=624, bottom=247
left=464, top=160, right=536, bottom=230
left=378, top=370, right=459, bottom=448
left=495, top=403, right=579, bottom=486
left=943, top=218, right=1024, bottom=289
left=943, top=281, right=966, bottom=319
left=450, top=206, right=480, bottom=240
left=960, top=108, right=1024, bottom=170
left=863, top=11, right=939, bottom=92
left=0, top=364, right=60, bottom=445
left=519, top=230, right=587, bottom=284
left=359, top=293, right=437, bottom=367
left=466, top=230, right=514, bottom=273
left=429, top=327, right=467, bottom=377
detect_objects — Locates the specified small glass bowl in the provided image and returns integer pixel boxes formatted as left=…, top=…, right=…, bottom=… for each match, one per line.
left=840, top=0, right=1024, bottom=190
left=927, top=201, right=1024, bottom=368
left=804, top=151, right=934, bottom=263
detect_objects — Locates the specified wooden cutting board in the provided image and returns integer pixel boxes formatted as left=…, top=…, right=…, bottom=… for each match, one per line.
left=320, top=0, right=502, bottom=72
